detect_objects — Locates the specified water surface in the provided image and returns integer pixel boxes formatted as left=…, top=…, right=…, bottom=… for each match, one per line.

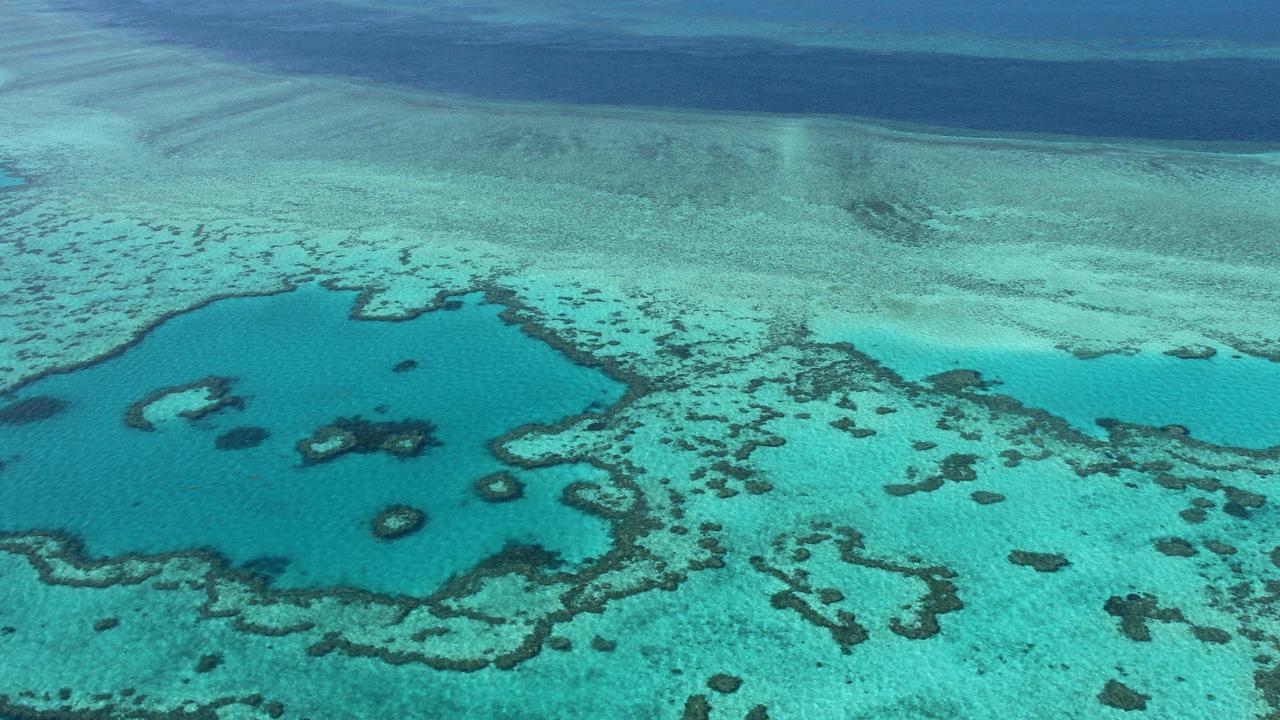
left=845, top=327, right=1280, bottom=448
left=63, top=0, right=1280, bottom=141
left=0, top=286, right=624, bottom=594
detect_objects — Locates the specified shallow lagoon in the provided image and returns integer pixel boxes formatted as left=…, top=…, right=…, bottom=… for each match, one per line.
left=0, top=286, right=624, bottom=594
left=839, top=326, right=1280, bottom=448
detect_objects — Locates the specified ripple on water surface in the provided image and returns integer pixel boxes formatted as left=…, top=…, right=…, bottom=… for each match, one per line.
left=0, top=286, right=625, bottom=595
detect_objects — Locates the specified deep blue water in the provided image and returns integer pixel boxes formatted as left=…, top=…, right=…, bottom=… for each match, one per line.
left=636, top=0, right=1280, bottom=43
left=0, top=287, right=624, bottom=594
left=63, top=0, right=1280, bottom=142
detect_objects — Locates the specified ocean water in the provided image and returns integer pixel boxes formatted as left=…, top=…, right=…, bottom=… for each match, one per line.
left=61, top=0, right=1280, bottom=141
left=840, top=328, right=1280, bottom=448
left=3, top=1, right=1280, bottom=719
left=661, top=0, right=1280, bottom=42
left=0, top=287, right=623, bottom=594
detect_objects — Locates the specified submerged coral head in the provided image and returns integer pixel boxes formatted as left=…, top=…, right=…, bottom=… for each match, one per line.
left=296, top=415, right=441, bottom=465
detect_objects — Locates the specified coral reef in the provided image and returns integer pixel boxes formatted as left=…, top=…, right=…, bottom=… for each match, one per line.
left=370, top=505, right=427, bottom=540
left=124, top=377, right=241, bottom=431
left=0, top=396, right=67, bottom=425
left=296, top=416, right=440, bottom=465
left=473, top=471, right=525, bottom=503
left=215, top=426, right=270, bottom=450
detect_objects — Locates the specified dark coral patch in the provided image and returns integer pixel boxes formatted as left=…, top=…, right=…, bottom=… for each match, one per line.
left=473, top=471, right=525, bottom=503
left=195, top=653, right=223, bottom=673
left=371, top=505, right=427, bottom=540
left=830, top=417, right=876, bottom=438
left=297, top=416, right=440, bottom=465
left=1204, top=540, right=1236, bottom=556
left=1060, top=345, right=1139, bottom=360
left=1164, top=345, right=1216, bottom=360
left=1225, top=486, right=1266, bottom=510
left=1104, top=593, right=1185, bottom=642
left=971, top=491, right=1005, bottom=505
left=474, top=542, right=563, bottom=574
left=1007, top=550, right=1069, bottom=573
left=817, top=588, right=844, bottom=604
left=1179, top=507, right=1207, bottom=524
left=939, top=453, right=980, bottom=482
left=889, top=453, right=982, bottom=495
left=1256, top=666, right=1280, bottom=715
left=1098, top=679, right=1150, bottom=711
left=1223, top=501, right=1250, bottom=518
left=751, top=524, right=961, bottom=648
left=924, top=369, right=996, bottom=392
left=241, top=555, right=291, bottom=582
left=0, top=396, right=67, bottom=426
left=682, top=695, right=711, bottom=720
left=1154, top=538, right=1196, bottom=557
left=215, top=426, right=270, bottom=450
left=707, top=674, right=743, bottom=694
left=1191, top=626, right=1231, bottom=644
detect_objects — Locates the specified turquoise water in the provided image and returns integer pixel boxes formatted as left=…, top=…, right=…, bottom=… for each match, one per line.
left=0, top=168, right=21, bottom=187
left=0, top=287, right=623, bottom=594
left=5, top=1, right=1280, bottom=718
left=844, top=328, right=1280, bottom=448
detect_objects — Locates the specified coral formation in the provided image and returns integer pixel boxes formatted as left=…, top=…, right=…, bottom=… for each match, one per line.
left=296, top=416, right=440, bottom=465
left=2, top=4, right=1280, bottom=715
left=125, top=377, right=241, bottom=431
left=370, top=505, right=427, bottom=540
left=0, top=396, right=67, bottom=425
left=215, top=426, right=270, bottom=450
left=473, top=471, right=525, bottom=503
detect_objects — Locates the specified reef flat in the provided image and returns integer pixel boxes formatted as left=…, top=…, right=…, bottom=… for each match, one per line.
left=1, top=1, right=1280, bottom=718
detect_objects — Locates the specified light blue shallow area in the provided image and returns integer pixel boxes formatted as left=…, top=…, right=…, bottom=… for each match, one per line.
left=845, top=328, right=1280, bottom=448
left=0, top=286, right=624, bottom=594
